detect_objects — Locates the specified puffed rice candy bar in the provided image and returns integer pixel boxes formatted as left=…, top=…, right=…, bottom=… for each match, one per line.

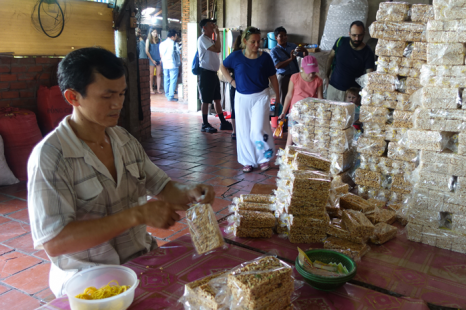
left=294, top=151, right=331, bottom=172
left=186, top=203, right=225, bottom=254
left=326, top=223, right=368, bottom=244
left=324, top=236, right=370, bottom=259
left=240, top=194, right=275, bottom=204
left=185, top=271, right=228, bottom=310
left=427, top=43, right=466, bottom=66
left=237, top=210, right=277, bottom=228
left=236, top=202, right=275, bottom=213
left=342, top=209, right=375, bottom=238
left=376, top=2, right=409, bottom=21
left=375, top=40, right=406, bottom=57
left=354, top=169, right=382, bottom=189
left=357, top=137, right=387, bottom=156
left=370, top=222, right=398, bottom=244
left=228, top=256, right=293, bottom=300
left=234, top=226, right=274, bottom=238
left=340, top=193, right=376, bottom=214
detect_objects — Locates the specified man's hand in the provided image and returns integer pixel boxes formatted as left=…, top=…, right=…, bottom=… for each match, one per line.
left=290, top=50, right=296, bottom=60
left=278, top=112, right=286, bottom=120
left=231, top=80, right=237, bottom=88
left=214, top=24, right=220, bottom=35
left=137, top=200, right=185, bottom=229
left=186, top=184, right=215, bottom=205
left=296, top=46, right=306, bottom=53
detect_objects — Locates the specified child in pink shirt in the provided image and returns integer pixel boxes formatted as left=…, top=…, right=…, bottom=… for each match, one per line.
left=279, top=55, right=323, bottom=146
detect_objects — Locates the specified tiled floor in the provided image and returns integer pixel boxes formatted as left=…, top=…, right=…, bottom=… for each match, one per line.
left=0, top=92, right=285, bottom=309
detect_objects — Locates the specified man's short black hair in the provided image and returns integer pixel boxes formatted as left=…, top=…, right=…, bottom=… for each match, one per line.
left=349, top=21, right=365, bottom=32
left=167, top=29, right=177, bottom=38
left=274, top=26, right=286, bottom=38
left=58, top=47, right=125, bottom=98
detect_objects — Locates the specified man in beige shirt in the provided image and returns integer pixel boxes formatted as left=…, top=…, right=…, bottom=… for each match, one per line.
left=27, top=47, right=215, bottom=297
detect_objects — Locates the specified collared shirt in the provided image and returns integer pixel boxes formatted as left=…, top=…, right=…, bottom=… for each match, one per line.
left=159, top=38, right=181, bottom=69
left=198, top=34, right=220, bottom=72
left=270, top=42, right=300, bottom=76
left=27, top=116, right=170, bottom=297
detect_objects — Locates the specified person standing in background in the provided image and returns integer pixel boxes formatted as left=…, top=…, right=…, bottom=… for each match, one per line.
left=270, top=27, right=309, bottom=109
left=326, top=21, right=374, bottom=101
left=278, top=55, right=323, bottom=147
left=146, top=28, right=163, bottom=95
left=220, top=27, right=280, bottom=173
left=159, top=29, right=181, bottom=102
left=138, top=33, right=148, bottom=60
left=198, top=19, right=233, bottom=133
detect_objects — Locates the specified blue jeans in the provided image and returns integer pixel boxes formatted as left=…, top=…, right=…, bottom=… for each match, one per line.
left=163, top=68, right=179, bottom=100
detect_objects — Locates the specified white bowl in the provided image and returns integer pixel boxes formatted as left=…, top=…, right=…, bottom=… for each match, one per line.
left=65, top=265, right=139, bottom=310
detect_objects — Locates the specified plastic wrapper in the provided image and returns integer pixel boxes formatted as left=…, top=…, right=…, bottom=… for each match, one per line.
left=364, top=122, right=386, bottom=138
left=427, top=43, right=465, bottom=66
left=426, top=20, right=466, bottom=43
left=413, top=109, right=466, bottom=132
left=385, top=127, right=408, bottom=142
left=361, top=89, right=398, bottom=109
left=357, top=137, right=387, bottom=156
left=397, top=92, right=418, bottom=111
left=420, top=65, right=466, bottom=88
left=367, top=198, right=385, bottom=209
left=407, top=129, right=453, bottom=151
left=359, top=154, right=380, bottom=172
left=411, top=4, right=434, bottom=23
left=375, top=40, right=406, bottom=57
left=330, top=149, right=356, bottom=174
left=369, top=21, right=427, bottom=42
left=186, top=203, right=226, bottom=255
left=411, top=42, right=427, bottom=61
left=354, top=168, right=382, bottom=189
left=433, top=0, right=466, bottom=21
left=323, top=236, right=370, bottom=260
left=230, top=210, right=277, bottom=228
left=356, top=72, right=397, bottom=92
left=273, top=120, right=285, bottom=139
left=227, top=225, right=274, bottom=239
left=340, top=193, right=376, bottom=214
left=288, top=232, right=327, bottom=244
left=229, top=202, right=276, bottom=213
left=342, top=209, right=375, bottom=238
left=293, top=150, right=332, bottom=172
left=180, top=271, right=230, bottom=309
left=420, top=87, right=460, bottom=110
left=376, top=2, right=409, bottom=21
left=387, top=142, right=418, bottom=162
left=320, top=0, right=369, bottom=50
left=285, top=170, right=332, bottom=194
left=370, top=222, right=397, bottom=244
left=359, top=106, right=390, bottom=124
left=376, top=56, right=401, bottom=74
left=392, top=110, right=413, bottom=128
left=237, top=194, right=275, bottom=204
left=326, top=222, right=368, bottom=244
left=228, top=256, right=296, bottom=309
left=414, top=169, right=454, bottom=192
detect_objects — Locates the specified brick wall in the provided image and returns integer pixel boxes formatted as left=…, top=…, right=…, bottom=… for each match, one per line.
left=0, top=57, right=59, bottom=112
left=181, top=0, right=190, bottom=102
left=139, top=59, right=152, bottom=141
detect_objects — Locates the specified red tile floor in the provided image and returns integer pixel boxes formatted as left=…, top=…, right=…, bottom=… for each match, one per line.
left=0, top=92, right=286, bottom=309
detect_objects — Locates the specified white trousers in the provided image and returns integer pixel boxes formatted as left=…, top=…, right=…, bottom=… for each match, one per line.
left=235, top=88, right=275, bottom=167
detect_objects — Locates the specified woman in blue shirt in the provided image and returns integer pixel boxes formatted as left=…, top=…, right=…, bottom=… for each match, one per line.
left=145, top=28, right=162, bottom=94
left=220, top=27, right=280, bottom=172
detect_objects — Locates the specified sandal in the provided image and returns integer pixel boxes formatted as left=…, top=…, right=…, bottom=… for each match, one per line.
left=243, top=165, right=253, bottom=173
left=231, top=133, right=236, bottom=140
left=259, top=162, right=270, bottom=171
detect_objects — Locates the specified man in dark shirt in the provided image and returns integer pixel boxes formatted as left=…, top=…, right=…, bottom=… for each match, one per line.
left=326, top=21, right=375, bottom=101
left=270, top=26, right=308, bottom=106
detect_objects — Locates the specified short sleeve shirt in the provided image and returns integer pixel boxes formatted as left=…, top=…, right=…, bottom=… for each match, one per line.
left=198, top=35, right=220, bottom=71
left=330, top=37, right=375, bottom=91
left=270, top=42, right=300, bottom=75
left=159, top=38, right=180, bottom=69
left=290, top=73, right=323, bottom=109
left=223, top=50, right=277, bottom=94
left=27, top=116, right=170, bottom=296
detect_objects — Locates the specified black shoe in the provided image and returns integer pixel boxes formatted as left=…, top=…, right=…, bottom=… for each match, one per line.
left=168, top=98, right=178, bottom=102
left=231, top=133, right=236, bottom=140
left=220, top=121, right=233, bottom=130
left=201, top=123, right=218, bottom=133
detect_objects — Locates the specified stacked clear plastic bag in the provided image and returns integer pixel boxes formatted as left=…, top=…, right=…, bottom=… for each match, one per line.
left=356, top=137, right=387, bottom=156
left=420, top=65, right=466, bottom=88
left=356, top=72, right=397, bottom=92
left=427, top=20, right=466, bottom=43
left=375, top=40, right=406, bottom=57
left=427, top=43, right=466, bottom=66
left=406, top=129, right=454, bottom=152
left=413, top=108, right=466, bottom=132
left=178, top=255, right=304, bottom=310
left=320, top=0, right=369, bottom=50
left=418, top=87, right=461, bottom=110
left=433, top=0, right=466, bottom=21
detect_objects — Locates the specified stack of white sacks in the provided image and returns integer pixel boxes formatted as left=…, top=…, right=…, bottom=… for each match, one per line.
left=401, top=0, right=466, bottom=254
left=354, top=3, right=433, bottom=206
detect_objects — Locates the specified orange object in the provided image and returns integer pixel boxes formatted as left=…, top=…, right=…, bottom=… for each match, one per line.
left=37, top=85, right=73, bottom=135
left=273, top=119, right=286, bottom=138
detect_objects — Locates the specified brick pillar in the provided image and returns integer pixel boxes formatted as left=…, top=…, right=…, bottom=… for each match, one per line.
left=139, top=59, right=152, bottom=141
left=181, top=0, right=190, bottom=103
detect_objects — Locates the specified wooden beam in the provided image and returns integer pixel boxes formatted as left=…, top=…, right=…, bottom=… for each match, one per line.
left=113, top=0, right=131, bottom=29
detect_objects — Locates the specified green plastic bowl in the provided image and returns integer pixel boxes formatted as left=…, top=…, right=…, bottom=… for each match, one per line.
left=295, top=249, right=357, bottom=291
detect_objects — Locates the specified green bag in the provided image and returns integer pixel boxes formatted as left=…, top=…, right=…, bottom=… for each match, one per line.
left=330, top=37, right=343, bottom=72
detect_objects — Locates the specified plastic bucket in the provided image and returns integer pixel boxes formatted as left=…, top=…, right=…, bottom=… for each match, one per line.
left=267, top=32, right=277, bottom=49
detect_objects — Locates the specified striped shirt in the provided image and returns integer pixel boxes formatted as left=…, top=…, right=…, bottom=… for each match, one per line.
left=27, top=116, right=170, bottom=297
